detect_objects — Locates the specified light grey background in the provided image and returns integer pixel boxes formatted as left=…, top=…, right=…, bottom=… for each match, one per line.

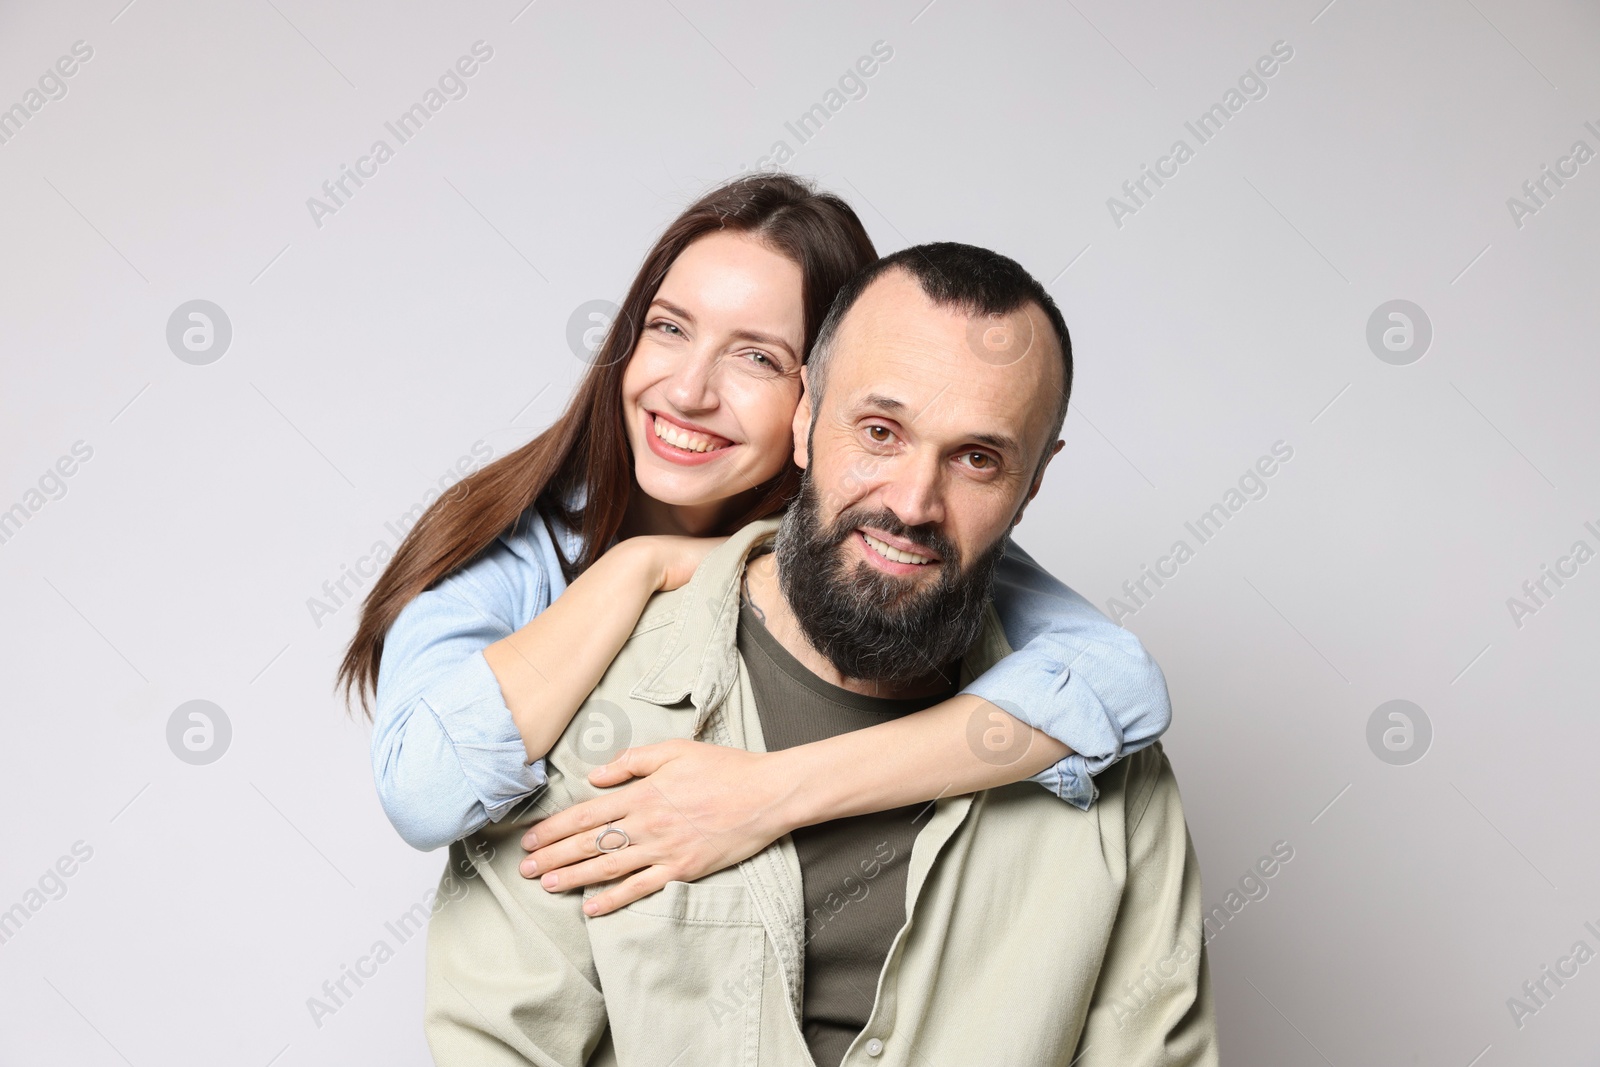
left=2, top=0, right=1596, bottom=1063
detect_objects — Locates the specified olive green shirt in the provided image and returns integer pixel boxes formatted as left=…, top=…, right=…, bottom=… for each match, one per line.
left=424, top=517, right=1218, bottom=1066
left=737, top=578, right=957, bottom=1067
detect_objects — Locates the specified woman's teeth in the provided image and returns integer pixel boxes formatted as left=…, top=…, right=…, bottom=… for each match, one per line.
left=862, top=532, right=933, bottom=565
left=653, top=414, right=727, bottom=453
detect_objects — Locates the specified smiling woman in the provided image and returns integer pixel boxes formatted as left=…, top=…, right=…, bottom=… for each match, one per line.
left=621, top=231, right=809, bottom=536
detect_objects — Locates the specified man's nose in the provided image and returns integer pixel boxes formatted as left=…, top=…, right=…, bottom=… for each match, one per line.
left=878, top=451, right=945, bottom=530
left=662, top=347, right=719, bottom=412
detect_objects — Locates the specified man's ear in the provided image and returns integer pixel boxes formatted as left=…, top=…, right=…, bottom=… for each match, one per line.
left=792, top=367, right=812, bottom=470
left=1011, top=439, right=1064, bottom=527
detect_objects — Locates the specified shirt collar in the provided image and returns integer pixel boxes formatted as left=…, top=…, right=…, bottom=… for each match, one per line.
left=629, top=517, right=1015, bottom=728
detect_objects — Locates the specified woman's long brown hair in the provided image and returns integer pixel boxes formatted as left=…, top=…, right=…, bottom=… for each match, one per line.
left=337, top=174, right=878, bottom=717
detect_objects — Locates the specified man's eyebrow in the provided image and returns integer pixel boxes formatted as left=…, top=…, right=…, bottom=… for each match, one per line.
left=859, top=393, right=909, bottom=415
left=650, top=299, right=796, bottom=359
left=857, top=392, right=1023, bottom=458
left=967, top=430, right=1021, bottom=456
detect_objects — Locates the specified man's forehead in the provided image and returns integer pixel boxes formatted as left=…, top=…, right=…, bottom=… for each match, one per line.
left=824, top=268, right=1063, bottom=448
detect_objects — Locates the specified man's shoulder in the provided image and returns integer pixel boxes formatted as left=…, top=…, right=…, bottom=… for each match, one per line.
left=984, top=742, right=1183, bottom=832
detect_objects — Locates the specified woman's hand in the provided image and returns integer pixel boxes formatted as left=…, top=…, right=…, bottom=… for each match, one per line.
left=519, top=739, right=799, bottom=916
left=628, top=534, right=730, bottom=592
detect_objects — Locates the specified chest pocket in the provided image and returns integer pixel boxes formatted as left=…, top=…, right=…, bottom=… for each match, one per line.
left=586, top=872, right=770, bottom=1065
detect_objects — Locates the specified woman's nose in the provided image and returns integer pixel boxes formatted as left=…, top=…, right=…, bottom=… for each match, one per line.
left=663, top=347, right=719, bottom=412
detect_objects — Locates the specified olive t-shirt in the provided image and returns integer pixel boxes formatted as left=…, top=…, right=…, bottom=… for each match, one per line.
left=736, top=581, right=958, bottom=1067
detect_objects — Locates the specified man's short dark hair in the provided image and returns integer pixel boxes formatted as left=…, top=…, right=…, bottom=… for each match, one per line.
left=805, top=242, right=1073, bottom=469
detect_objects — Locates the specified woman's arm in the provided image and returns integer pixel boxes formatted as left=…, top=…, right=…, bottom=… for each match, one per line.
left=522, top=535, right=1171, bottom=911
left=371, top=506, right=721, bottom=851
left=482, top=534, right=722, bottom=764
left=965, top=533, right=1173, bottom=807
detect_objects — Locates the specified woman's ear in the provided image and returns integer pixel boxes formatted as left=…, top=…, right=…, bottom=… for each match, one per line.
left=792, top=367, right=813, bottom=470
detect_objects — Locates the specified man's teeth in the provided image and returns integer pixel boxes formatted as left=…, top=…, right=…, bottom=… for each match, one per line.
left=653, top=415, right=725, bottom=453
left=862, top=532, right=933, bottom=565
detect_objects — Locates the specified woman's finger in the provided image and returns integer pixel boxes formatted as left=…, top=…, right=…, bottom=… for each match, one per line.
left=521, top=812, right=649, bottom=878
left=583, top=867, right=675, bottom=916
left=535, top=842, right=652, bottom=893
left=586, top=739, right=686, bottom=787
left=521, top=792, right=625, bottom=851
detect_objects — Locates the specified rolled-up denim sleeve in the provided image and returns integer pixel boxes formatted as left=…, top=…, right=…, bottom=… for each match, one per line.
left=372, top=530, right=557, bottom=852
left=961, top=535, right=1172, bottom=810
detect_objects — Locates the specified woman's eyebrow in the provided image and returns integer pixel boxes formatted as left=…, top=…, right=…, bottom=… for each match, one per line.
left=728, top=328, right=796, bottom=359
left=653, top=298, right=795, bottom=359
left=650, top=298, right=697, bottom=324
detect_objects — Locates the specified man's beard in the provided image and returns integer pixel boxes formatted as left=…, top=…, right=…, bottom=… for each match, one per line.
left=772, top=473, right=1008, bottom=687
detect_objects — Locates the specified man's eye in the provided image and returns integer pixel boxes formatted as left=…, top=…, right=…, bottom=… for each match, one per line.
left=965, top=452, right=994, bottom=469
left=866, top=426, right=893, bottom=443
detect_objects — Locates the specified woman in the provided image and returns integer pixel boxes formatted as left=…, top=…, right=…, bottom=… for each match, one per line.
left=338, top=174, right=1170, bottom=918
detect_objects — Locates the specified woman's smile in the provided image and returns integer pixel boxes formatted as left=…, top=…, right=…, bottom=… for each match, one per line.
left=643, top=409, right=737, bottom=466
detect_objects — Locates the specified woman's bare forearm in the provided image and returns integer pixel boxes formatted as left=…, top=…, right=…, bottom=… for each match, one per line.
left=482, top=541, right=661, bottom=763
left=764, top=695, right=1071, bottom=830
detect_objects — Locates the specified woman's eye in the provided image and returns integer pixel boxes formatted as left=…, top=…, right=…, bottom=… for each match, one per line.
left=650, top=321, right=683, bottom=337
left=744, top=350, right=774, bottom=368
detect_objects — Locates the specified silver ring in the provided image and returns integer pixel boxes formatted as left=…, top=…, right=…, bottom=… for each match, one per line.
left=595, top=824, right=630, bottom=853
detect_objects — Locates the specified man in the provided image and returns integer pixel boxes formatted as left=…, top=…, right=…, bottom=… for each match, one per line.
left=425, top=243, right=1217, bottom=1065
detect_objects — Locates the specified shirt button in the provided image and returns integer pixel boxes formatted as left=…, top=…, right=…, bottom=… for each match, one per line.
left=864, top=1037, right=885, bottom=1057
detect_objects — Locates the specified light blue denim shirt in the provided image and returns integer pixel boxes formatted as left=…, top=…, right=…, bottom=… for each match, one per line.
left=372, top=505, right=1172, bottom=851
